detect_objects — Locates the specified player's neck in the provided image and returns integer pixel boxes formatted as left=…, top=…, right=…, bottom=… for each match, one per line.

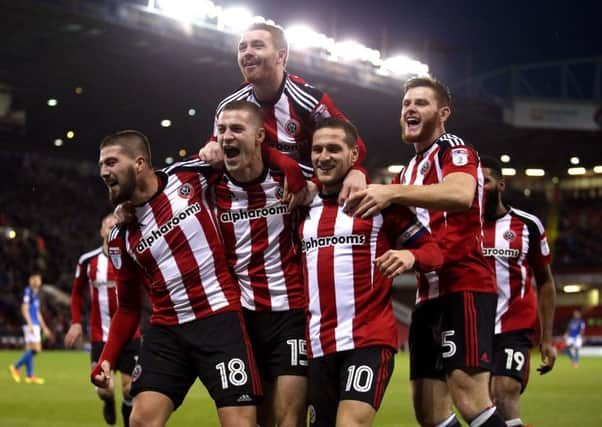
left=321, top=181, right=342, bottom=197
left=495, top=201, right=508, bottom=217
left=131, top=172, right=160, bottom=205
left=413, top=127, right=446, bottom=153
left=253, top=71, right=285, bottom=102
left=228, top=156, right=264, bottom=183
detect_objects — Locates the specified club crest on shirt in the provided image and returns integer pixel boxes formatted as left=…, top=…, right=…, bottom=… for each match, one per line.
left=451, top=148, right=468, bottom=166
left=503, top=230, right=516, bottom=241
left=420, top=159, right=431, bottom=175
left=284, top=119, right=301, bottom=137
left=276, top=186, right=284, bottom=199
left=178, top=183, right=194, bottom=199
left=108, top=247, right=122, bottom=270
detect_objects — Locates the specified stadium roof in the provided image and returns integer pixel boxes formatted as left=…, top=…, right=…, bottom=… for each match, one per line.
left=0, top=0, right=600, bottom=177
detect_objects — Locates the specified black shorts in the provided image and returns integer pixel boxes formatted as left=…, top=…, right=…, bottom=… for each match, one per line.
left=130, top=310, right=262, bottom=410
left=308, top=346, right=395, bottom=427
left=91, top=338, right=140, bottom=375
left=242, top=308, right=307, bottom=380
left=410, top=291, right=496, bottom=380
left=492, top=329, right=533, bottom=393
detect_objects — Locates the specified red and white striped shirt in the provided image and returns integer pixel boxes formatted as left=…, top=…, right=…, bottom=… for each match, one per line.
left=395, top=133, right=496, bottom=303
left=107, top=158, right=240, bottom=326
left=71, top=248, right=142, bottom=342
left=211, top=72, right=366, bottom=178
left=72, top=248, right=115, bottom=342
left=482, top=208, right=551, bottom=334
left=299, top=194, right=439, bottom=359
left=215, top=167, right=305, bottom=311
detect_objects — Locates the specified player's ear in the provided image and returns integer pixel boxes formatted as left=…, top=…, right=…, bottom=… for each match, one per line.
left=498, top=177, right=506, bottom=192
left=350, top=144, right=359, bottom=164
left=277, top=48, right=287, bottom=65
left=256, top=127, right=265, bottom=144
left=439, top=105, right=451, bottom=123
left=135, top=156, right=146, bottom=172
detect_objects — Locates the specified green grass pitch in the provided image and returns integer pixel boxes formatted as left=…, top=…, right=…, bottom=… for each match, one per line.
left=1, top=350, right=600, bottom=426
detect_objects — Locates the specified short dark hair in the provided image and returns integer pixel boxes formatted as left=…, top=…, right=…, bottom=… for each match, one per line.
left=220, top=100, right=264, bottom=127
left=313, top=117, right=359, bottom=148
left=29, top=271, right=43, bottom=280
left=100, top=130, right=152, bottom=166
left=403, top=77, right=451, bottom=107
left=480, top=155, right=503, bottom=179
left=246, top=22, right=288, bottom=57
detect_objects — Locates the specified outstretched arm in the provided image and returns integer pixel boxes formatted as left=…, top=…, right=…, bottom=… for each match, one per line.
left=346, top=172, right=476, bottom=218
left=91, top=278, right=141, bottom=387
left=534, top=264, right=556, bottom=374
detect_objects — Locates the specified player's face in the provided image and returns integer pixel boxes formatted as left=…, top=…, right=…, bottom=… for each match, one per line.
left=483, top=167, right=503, bottom=220
left=99, top=146, right=137, bottom=206
left=100, top=215, right=117, bottom=241
left=400, top=87, right=446, bottom=144
left=311, top=127, right=358, bottom=194
left=238, top=30, right=284, bottom=84
left=217, top=109, right=263, bottom=172
left=29, top=274, right=42, bottom=290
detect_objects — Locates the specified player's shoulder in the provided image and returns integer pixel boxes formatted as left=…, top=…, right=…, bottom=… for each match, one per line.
left=508, top=207, right=546, bottom=234
left=108, top=224, right=127, bottom=244
left=161, top=156, right=212, bottom=176
left=77, top=246, right=103, bottom=265
left=435, top=133, right=471, bottom=151
left=285, top=73, right=324, bottom=106
left=435, top=133, right=479, bottom=164
left=216, top=83, right=254, bottom=112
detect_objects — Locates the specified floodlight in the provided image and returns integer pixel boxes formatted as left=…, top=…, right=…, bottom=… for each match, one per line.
left=382, top=55, right=429, bottom=76
left=568, top=167, right=586, bottom=175
left=218, top=7, right=253, bottom=32
left=525, top=169, right=545, bottom=177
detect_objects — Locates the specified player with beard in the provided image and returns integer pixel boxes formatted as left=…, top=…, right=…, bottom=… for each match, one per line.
left=480, top=156, right=556, bottom=427
left=93, top=130, right=264, bottom=427
left=214, top=101, right=309, bottom=427
left=200, top=22, right=368, bottom=206
left=65, top=213, right=142, bottom=427
left=346, top=77, right=505, bottom=427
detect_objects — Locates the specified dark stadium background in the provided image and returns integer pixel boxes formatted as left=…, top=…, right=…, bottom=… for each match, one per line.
left=1, top=0, right=601, bottom=351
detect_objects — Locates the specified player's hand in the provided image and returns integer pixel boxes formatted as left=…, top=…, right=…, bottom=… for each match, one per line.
left=64, top=323, right=83, bottom=348
left=114, top=201, right=137, bottom=225
left=43, top=327, right=55, bottom=344
left=282, top=180, right=316, bottom=210
left=537, top=340, right=557, bottom=375
left=198, top=141, right=224, bottom=167
left=92, top=360, right=113, bottom=388
left=374, top=249, right=416, bottom=278
left=28, top=325, right=34, bottom=334
left=338, top=169, right=367, bottom=206
left=345, top=184, right=394, bottom=218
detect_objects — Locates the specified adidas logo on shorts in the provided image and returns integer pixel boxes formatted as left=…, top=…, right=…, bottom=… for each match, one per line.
left=236, top=394, right=252, bottom=403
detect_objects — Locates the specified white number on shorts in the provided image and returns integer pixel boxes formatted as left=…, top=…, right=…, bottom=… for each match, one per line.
left=441, top=330, right=457, bottom=358
left=215, top=358, right=248, bottom=389
left=503, top=348, right=525, bottom=371
left=344, top=365, right=374, bottom=393
left=286, top=339, right=308, bottom=367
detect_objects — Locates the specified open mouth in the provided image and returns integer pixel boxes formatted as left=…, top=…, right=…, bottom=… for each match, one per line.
left=405, top=116, right=421, bottom=131
left=104, top=178, right=118, bottom=189
left=223, top=146, right=241, bottom=158
left=317, top=164, right=334, bottom=174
